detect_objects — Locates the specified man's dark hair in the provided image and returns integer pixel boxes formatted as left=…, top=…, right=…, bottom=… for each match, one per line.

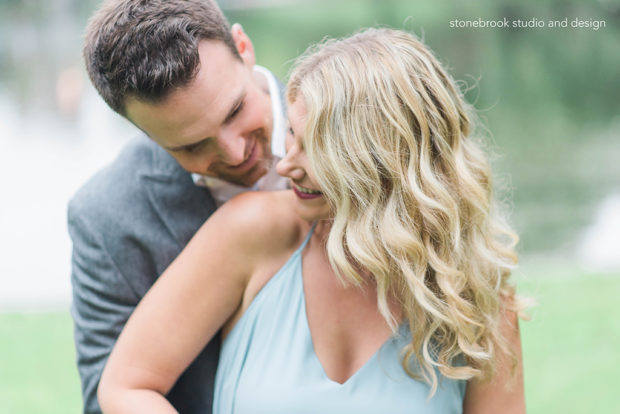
left=84, top=0, right=240, bottom=115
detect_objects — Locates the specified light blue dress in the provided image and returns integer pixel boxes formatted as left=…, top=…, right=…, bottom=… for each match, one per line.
left=213, top=226, right=466, bottom=413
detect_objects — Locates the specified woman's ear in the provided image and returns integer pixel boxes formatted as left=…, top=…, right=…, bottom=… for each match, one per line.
left=231, top=23, right=256, bottom=68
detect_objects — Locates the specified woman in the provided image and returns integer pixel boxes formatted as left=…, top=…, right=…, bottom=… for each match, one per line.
left=98, top=28, right=526, bottom=413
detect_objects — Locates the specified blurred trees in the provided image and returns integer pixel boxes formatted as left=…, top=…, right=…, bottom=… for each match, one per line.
left=1, top=0, right=617, bottom=253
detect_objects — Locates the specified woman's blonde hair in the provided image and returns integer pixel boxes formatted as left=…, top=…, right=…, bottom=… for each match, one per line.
left=288, top=28, right=525, bottom=394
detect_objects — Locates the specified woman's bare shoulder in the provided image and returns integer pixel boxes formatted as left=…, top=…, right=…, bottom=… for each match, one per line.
left=209, top=190, right=304, bottom=254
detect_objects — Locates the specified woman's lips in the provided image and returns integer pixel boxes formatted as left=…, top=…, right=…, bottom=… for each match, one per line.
left=292, top=184, right=323, bottom=200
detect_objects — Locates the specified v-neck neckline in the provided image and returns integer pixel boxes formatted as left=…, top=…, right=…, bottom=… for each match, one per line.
left=297, top=238, right=395, bottom=386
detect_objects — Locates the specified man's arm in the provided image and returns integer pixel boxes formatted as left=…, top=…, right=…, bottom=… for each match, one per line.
left=69, top=204, right=140, bottom=414
left=68, top=136, right=221, bottom=414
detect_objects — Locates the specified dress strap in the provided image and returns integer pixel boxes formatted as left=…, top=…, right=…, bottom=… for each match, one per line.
left=296, top=221, right=317, bottom=254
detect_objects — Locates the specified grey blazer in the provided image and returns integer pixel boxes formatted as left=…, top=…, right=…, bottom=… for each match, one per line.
left=68, top=135, right=219, bottom=413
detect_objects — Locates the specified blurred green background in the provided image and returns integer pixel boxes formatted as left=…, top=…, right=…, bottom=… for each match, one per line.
left=1, top=0, right=618, bottom=412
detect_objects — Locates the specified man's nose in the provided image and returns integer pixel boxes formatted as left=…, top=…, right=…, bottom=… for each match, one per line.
left=218, top=129, right=248, bottom=166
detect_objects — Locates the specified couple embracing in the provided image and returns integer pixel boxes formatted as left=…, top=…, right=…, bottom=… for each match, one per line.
left=69, top=1, right=526, bottom=413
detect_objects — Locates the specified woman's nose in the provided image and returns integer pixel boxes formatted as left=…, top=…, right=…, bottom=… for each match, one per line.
left=276, top=153, right=305, bottom=180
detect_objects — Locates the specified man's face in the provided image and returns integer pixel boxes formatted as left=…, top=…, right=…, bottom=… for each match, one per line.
left=126, top=38, right=273, bottom=187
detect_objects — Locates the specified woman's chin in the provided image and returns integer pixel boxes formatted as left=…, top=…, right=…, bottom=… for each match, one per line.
left=294, top=203, right=331, bottom=222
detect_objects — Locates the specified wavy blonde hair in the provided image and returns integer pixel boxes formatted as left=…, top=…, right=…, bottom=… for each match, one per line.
left=287, top=28, right=525, bottom=394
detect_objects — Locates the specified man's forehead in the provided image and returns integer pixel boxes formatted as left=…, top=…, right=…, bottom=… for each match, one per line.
left=124, top=39, right=254, bottom=146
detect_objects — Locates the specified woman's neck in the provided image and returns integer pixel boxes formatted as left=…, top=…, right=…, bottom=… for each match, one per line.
left=312, top=219, right=333, bottom=241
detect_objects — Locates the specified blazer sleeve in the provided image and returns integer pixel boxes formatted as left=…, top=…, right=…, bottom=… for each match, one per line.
left=67, top=135, right=220, bottom=414
left=68, top=202, right=140, bottom=414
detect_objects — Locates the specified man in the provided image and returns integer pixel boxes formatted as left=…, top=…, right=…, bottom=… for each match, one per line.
left=68, top=1, right=287, bottom=412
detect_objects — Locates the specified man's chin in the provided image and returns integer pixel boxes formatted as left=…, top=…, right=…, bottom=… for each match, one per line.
left=207, top=147, right=273, bottom=187
left=218, top=164, right=268, bottom=187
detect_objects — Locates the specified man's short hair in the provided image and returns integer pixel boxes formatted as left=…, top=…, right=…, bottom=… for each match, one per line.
left=84, top=0, right=240, bottom=115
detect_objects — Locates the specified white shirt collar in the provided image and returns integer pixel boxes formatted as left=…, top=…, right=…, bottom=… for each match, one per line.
left=191, top=65, right=288, bottom=206
left=254, top=65, right=286, bottom=159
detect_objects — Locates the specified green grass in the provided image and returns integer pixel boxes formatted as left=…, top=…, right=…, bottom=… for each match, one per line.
left=0, top=311, right=81, bottom=414
left=517, top=270, right=620, bottom=413
left=1, top=271, right=619, bottom=413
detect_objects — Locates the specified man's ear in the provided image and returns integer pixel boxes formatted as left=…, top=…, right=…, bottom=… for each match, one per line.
left=231, top=23, right=255, bottom=68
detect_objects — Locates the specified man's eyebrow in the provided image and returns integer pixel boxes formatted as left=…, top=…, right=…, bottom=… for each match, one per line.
left=223, top=88, right=246, bottom=124
left=165, top=138, right=210, bottom=152
left=164, top=87, right=246, bottom=152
